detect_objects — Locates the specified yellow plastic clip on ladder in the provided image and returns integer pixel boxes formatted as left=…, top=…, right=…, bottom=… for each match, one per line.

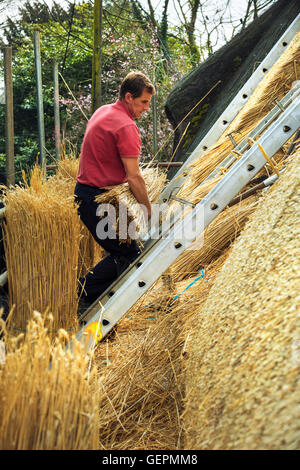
left=248, top=137, right=280, bottom=177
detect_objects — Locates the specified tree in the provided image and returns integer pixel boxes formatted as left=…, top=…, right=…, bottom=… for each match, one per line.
left=170, top=0, right=277, bottom=61
left=0, top=1, right=71, bottom=48
left=240, top=0, right=277, bottom=29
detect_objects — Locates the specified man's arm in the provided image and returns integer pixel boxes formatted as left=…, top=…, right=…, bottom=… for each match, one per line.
left=121, top=157, right=152, bottom=220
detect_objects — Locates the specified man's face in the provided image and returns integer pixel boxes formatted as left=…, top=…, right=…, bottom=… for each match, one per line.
left=124, top=90, right=153, bottom=119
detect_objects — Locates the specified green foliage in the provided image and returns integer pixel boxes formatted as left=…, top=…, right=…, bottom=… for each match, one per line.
left=0, top=0, right=71, bottom=48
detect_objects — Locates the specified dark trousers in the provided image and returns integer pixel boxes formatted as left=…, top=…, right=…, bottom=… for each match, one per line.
left=74, top=182, right=140, bottom=303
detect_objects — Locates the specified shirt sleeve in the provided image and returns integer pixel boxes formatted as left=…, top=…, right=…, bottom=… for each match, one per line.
left=115, top=124, right=141, bottom=158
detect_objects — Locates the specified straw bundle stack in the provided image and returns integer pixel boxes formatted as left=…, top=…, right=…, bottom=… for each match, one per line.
left=2, top=165, right=81, bottom=333
left=0, top=312, right=99, bottom=450
left=183, top=149, right=300, bottom=450
left=171, top=30, right=300, bottom=206
left=95, top=166, right=167, bottom=242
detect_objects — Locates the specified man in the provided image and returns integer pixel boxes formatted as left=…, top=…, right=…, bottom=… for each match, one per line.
left=75, top=71, right=155, bottom=308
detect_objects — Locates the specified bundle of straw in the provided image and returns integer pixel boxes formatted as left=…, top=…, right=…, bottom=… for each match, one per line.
left=95, top=166, right=167, bottom=242
left=2, top=166, right=81, bottom=333
left=0, top=311, right=99, bottom=450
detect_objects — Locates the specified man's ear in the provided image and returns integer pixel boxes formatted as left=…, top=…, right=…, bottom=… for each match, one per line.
left=124, top=92, right=133, bottom=104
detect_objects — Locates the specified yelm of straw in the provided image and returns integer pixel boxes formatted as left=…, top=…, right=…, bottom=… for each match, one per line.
left=2, top=166, right=81, bottom=333
left=95, top=167, right=167, bottom=242
left=0, top=312, right=99, bottom=450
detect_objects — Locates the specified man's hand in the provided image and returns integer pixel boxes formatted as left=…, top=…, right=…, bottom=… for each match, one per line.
left=121, top=157, right=152, bottom=220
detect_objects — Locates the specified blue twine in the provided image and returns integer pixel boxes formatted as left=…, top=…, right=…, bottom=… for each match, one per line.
left=172, top=269, right=210, bottom=300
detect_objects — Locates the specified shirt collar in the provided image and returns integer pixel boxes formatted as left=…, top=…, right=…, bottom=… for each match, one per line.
left=115, top=99, right=135, bottom=120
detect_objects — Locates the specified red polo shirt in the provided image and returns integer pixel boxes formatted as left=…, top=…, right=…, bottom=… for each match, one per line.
left=76, top=99, right=141, bottom=188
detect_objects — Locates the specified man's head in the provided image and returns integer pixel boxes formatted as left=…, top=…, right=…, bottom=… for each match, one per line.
left=119, top=71, right=155, bottom=119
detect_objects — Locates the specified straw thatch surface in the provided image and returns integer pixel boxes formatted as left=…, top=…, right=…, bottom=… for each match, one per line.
left=0, top=312, right=99, bottom=450
left=183, top=149, right=300, bottom=450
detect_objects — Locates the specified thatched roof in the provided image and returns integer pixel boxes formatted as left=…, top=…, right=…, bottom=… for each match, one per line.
left=183, top=149, right=300, bottom=450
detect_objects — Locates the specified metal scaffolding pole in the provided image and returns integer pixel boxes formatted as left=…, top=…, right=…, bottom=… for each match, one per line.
left=34, top=30, right=46, bottom=174
left=53, top=61, right=61, bottom=160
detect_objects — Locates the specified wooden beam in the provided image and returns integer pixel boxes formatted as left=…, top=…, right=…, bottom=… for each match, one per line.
left=92, top=0, right=103, bottom=113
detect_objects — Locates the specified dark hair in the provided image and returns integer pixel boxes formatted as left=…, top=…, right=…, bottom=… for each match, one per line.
left=119, top=71, right=155, bottom=100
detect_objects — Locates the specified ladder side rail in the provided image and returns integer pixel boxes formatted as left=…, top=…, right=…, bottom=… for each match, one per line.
left=75, top=94, right=300, bottom=349
left=158, top=13, right=300, bottom=203
left=198, top=83, right=300, bottom=185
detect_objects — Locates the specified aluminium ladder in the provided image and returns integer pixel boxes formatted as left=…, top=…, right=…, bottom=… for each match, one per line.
left=74, top=86, right=300, bottom=352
